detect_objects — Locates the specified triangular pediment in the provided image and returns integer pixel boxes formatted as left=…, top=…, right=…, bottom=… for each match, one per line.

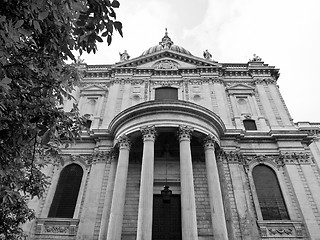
left=226, top=83, right=255, bottom=95
left=113, top=50, right=222, bottom=69
left=81, top=84, right=107, bottom=92
left=227, top=83, right=255, bottom=90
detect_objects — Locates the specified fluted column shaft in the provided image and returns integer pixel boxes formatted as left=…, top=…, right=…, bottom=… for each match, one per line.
left=203, top=136, right=228, bottom=240
left=137, top=126, right=156, bottom=240
left=106, top=136, right=131, bottom=240
left=178, top=126, right=198, bottom=240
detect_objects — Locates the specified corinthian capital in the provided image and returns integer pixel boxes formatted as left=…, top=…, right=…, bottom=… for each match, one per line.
left=116, top=135, right=131, bottom=150
left=140, top=125, right=157, bottom=141
left=178, top=125, right=193, bottom=141
left=203, top=134, right=218, bottom=149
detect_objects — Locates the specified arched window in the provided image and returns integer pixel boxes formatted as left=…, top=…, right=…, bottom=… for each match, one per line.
left=155, top=87, right=178, bottom=100
left=48, top=164, right=83, bottom=218
left=243, top=119, right=257, bottom=130
left=252, top=165, right=289, bottom=220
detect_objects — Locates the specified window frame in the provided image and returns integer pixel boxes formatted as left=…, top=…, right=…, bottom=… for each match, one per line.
left=247, top=161, right=295, bottom=221
left=243, top=119, right=257, bottom=131
left=252, top=164, right=289, bottom=220
left=154, top=87, right=179, bottom=101
left=152, top=85, right=181, bottom=101
left=41, top=161, right=88, bottom=219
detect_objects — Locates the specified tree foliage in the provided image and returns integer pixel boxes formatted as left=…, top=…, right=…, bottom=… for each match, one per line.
left=0, top=0, right=122, bottom=238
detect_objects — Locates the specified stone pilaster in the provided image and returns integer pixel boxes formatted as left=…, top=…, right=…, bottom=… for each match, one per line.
left=136, top=126, right=157, bottom=240
left=178, top=126, right=198, bottom=240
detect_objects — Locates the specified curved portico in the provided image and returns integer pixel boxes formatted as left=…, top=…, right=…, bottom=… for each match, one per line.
left=109, top=100, right=225, bottom=140
left=105, top=101, right=228, bottom=240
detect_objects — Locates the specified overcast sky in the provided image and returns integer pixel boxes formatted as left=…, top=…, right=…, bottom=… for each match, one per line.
left=80, top=0, right=320, bottom=123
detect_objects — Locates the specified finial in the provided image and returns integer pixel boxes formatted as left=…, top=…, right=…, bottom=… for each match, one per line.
left=160, top=28, right=173, bottom=49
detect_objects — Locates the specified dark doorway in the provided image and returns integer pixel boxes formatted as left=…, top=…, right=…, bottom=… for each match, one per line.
left=152, top=195, right=182, bottom=240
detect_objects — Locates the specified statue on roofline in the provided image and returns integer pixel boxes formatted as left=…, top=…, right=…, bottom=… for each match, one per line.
left=203, top=49, right=213, bottom=60
left=119, top=50, right=130, bottom=62
left=250, top=54, right=262, bottom=62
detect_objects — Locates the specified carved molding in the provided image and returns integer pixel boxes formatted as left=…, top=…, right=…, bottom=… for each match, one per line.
left=141, top=125, right=157, bottom=141
left=61, top=154, right=92, bottom=167
left=151, top=80, right=183, bottom=86
left=203, top=134, right=219, bottom=149
left=154, top=60, right=179, bottom=70
left=257, top=221, right=304, bottom=238
left=177, top=125, right=193, bottom=141
left=116, top=135, right=131, bottom=150
left=220, top=151, right=284, bottom=171
left=254, top=78, right=276, bottom=85
left=92, top=150, right=116, bottom=164
left=280, top=152, right=312, bottom=165
left=35, top=218, right=79, bottom=236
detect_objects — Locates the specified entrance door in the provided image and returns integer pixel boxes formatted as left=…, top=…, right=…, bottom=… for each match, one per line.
left=152, top=195, right=182, bottom=240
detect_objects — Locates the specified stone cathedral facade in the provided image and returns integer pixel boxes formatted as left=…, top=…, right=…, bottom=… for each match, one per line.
left=24, top=32, right=320, bottom=240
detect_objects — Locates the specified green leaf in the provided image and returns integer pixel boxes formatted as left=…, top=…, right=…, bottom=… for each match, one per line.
left=114, top=21, right=123, bottom=37
left=107, top=35, right=112, bottom=45
left=101, top=31, right=109, bottom=37
left=0, top=76, right=12, bottom=92
left=0, top=15, right=6, bottom=23
left=96, top=35, right=103, bottom=42
left=38, top=11, right=49, bottom=21
left=111, top=0, right=120, bottom=8
left=15, top=20, right=24, bottom=28
left=33, top=20, right=42, bottom=33
left=41, top=130, right=51, bottom=145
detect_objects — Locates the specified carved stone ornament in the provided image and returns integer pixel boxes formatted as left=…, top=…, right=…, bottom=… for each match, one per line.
left=203, top=134, right=219, bottom=149
left=92, top=150, right=115, bottom=164
left=35, top=218, right=79, bottom=236
left=61, top=154, right=92, bottom=167
left=45, top=225, right=69, bottom=233
left=249, top=53, right=262, bottom=62
left=280, top=152, right=312, bottom=165
left=116, top=135, right=131, bottom=150
left=203, top=49, right=213, bottom=60
left=119, top=50, right=130, bottom=62
left=219, top=151, right=284, bottom=171
left=177, top=125, right=193, bottom=141
left=141, top=125, right=157, bottom=141
left=159, top=28, right=173, bottom=49
left=154, top=60, right=179, bottom=70
left=257, top=221, right=304, bottom=238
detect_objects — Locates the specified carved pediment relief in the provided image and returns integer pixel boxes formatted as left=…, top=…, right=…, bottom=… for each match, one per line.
left=153, top=60, right=179, bottom=70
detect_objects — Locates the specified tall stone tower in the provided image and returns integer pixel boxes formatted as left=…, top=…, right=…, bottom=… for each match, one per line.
left=25, top=31, right=320, bottom=240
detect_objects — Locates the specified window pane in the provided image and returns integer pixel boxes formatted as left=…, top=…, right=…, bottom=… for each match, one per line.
left=155, top=87, right=178, bottom=100
left=253, top=165, right=289, bottom=220
left=48, top=164, right=83, bottom=218
left=243, top=119, right=257, bottom=130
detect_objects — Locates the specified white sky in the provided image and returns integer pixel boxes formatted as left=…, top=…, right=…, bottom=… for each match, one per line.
left=80, top=0, right=320, bottom=123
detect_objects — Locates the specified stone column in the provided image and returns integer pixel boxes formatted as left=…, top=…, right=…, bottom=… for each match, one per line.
left=106, top=135, right=131, bottom=240
left=136, top=126, right=156, bottom=240
left=203, top=135, right=228, bottom=240
left=178, top=126, right=198, bottom=240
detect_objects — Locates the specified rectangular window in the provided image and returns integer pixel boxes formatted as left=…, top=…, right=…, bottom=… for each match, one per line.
left=155, top=87, right=178, bottom=100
